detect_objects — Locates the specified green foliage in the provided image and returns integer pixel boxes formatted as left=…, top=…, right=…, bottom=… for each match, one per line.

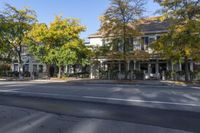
left=28, top=16, right=90, bottom=77
left=152, top=0, right=200, bottom=61
left=152, top=0, right=200, bottom=81
left=68, top=40, right=92, bottom=66
left=100, top=0, right=145, bottom=60
left=0, top=4, right=37, bottom=74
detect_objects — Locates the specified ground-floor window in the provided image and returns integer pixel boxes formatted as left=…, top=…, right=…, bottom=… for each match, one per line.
left=140, top=63, right=148, bottom=73
left=151, top=64, right=156, bottom=74
left=14, top=64, right=18, bottom=71
left=23, top=64, right=29, bottom=72
left=33, top=64, right=37, bottom=72
left=39, top=65, right=43, bottom=73
left=159, top=63, right=167, bottom=72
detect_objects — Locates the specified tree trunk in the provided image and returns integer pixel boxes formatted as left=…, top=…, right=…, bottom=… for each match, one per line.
left=17, top=52, right=23, bottom=80
left=18, top=62, right=23, bottom=80
left=46, top=64, right=50, bottom=79
left=184, top=56, right=190, bottom=81
left=123, top=23, right=128, bottom=80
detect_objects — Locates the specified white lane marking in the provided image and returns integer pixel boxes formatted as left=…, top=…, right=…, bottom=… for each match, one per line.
left=191, top=87, right=200, bottom=90
left=0, top=89, right=23, bottom=92
left=0, top=90, right=200, bottom=107
left=84, top=96, right=200, bottom=107
left=82, top=83, right=191, bottom=88
left=2, top=84, right=33, bottom=87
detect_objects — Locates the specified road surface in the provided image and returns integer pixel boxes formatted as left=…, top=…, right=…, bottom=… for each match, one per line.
left=0, top=81, right=200, bottom=132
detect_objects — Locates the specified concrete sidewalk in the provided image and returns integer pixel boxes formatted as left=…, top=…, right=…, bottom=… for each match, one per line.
left=1, top=77, right=200, bottom=87
left=64, top=79, right=200, bottom=87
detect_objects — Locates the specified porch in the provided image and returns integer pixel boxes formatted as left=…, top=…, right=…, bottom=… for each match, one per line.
left=90, top=59, right=196, bottom=80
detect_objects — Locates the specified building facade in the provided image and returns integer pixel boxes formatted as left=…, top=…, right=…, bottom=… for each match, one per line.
left=88, top=18, right=197, bottom=80
left=11, top=46, right=46, bottom=78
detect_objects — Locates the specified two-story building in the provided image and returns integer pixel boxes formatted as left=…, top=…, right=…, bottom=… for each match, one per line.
left=88, top=18, right=196, bottom=80
left=11, top=46, right=46, bottom=77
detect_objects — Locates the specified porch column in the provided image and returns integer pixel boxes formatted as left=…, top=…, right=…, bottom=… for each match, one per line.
left=134, top=60, right=136, bottom=70
left=90, top=64, right=94, bottom=79
left=171, top=60, right=174, bottom=71
left=65, top=65, right=68, bottom=74
left=29, top=57, right=33, bottom=73
left=190, top=60, right=194, bottom=72
left=179, top=62, right=182, bottom=71
left=138, top=62, right=141, bottom=71
left=148, top=63, right=151, bottom=75
left=171, top=60, right=174, bottom=80
left=166, top=61, right=169, bottom=71
left=118, top=61, right=121, bottom=72
left=105, top=63, right=108, bottom=71
left=127, top=60, right=130, bottom=71
left=118, top=61, right=121, bottom=80
left=100, top=60, right=103, bottom=70
left=156, top=59, right=159, bottom=79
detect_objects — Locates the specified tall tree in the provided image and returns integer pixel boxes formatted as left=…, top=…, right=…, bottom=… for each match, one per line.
left=0, top=4, right=37, bottom=78
left=28, top=16, right=86, bottom=78
left=100, top=0, right=146, bottom=78
left=153, top=0, right=200, bottom=81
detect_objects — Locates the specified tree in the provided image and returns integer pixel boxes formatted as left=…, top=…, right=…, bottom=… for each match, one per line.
left=69, top=40, right=92, bottom=68
left=100, top=0, right=146, bottom=78
left=153, top=0, right=200, bottom=81
left=48, top=43, right=77, bottom=78
left=0, top=4, right=37, bottom=78
left=28, top=16, right=86, bottom=78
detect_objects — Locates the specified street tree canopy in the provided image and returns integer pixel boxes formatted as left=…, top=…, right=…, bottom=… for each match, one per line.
left=28, top=16, right=87, bottom=78
left=152, top=0, right=200, bottom=81
left=100, top=0, right=146, bottom=57
left=0, top=4, right=37, bottom=77
left=99, top=0, right=146, bottom=78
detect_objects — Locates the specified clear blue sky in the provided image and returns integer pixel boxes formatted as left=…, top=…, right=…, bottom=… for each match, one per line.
left=0, top=0, right=160, bottom=40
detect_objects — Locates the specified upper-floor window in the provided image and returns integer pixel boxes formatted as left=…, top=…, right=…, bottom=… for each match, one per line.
left=126, top=37, right=133, bottom=52
left=141, top=37, right=149, bottom=50
left=102, top=39, right=106, bottom=46
left=149, top=36, right=156, bottom=44
left=133, top=37, right=140, bottom=50
left=141, top=36, right=157, bottom=51
left=157, top=36, right=161, bottom=40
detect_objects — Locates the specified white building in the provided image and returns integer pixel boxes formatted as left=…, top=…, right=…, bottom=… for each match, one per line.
left=88, top=18, right=196, bottom=80
left=11, top=46, right=46, bottom=77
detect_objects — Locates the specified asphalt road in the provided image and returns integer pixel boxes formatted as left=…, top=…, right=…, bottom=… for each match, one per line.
left=1, top=81, right=200, bottom=111
left=0, top=81, right=200, bottom=132
left=0, top=105, right=192, bottom=133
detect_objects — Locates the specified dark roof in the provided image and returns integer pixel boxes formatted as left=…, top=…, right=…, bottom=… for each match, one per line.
left=89, top=17, right=171, bottom=38
left=139, top=20, right=171, bottom=33
left=88, top=32, right=102, bottom=38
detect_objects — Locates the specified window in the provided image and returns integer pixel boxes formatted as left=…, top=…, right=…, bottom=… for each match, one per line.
left=14, top=64, right=18, bottom=72
left=118, top=39, right=123, bottom=52
left=39, top=65, right=43, bottom=73
left=149, top=37, right=156, bottom=44
left=133, top=38, right=140, bottom=50
left=33, top=65, right=37, bottom=72
left=127, top=37, right=133, bottom=52
left=102, top=39, right=106, bottom=46
left=144, top=37, right=149, bottom=45
left=23, top=64, right=29, bottom=72
left=141, top=37, right=149, bottom=50
left=157, top=36, right=161, bottom=40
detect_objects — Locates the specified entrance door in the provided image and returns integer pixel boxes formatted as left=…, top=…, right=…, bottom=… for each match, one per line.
left=150, top=64, right=156, bottom=74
